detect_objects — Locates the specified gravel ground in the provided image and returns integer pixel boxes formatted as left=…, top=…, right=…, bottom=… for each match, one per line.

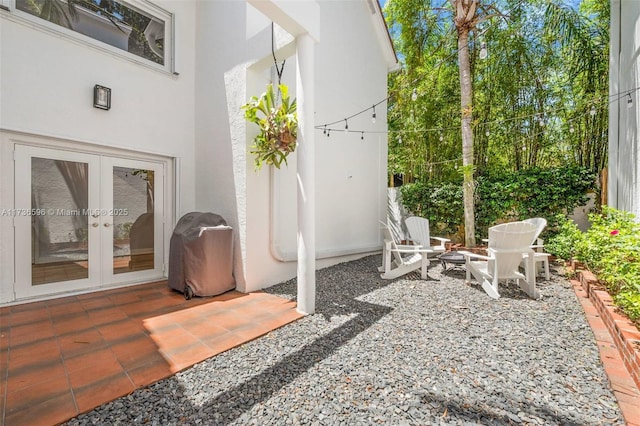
left=65, top=255, right=624, bottom=425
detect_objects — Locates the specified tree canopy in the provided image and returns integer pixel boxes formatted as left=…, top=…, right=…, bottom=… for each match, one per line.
left=384, top=0, right=609, bottom=183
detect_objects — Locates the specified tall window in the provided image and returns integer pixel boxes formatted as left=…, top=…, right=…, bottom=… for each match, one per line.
left=15, top=0, right=167, bottom=66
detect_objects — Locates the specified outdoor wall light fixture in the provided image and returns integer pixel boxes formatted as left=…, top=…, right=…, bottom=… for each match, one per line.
left=93, top=85, right=111, bottom=110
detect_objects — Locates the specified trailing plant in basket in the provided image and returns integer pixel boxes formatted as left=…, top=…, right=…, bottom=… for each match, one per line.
left=242, top=84, right=297, bottom=170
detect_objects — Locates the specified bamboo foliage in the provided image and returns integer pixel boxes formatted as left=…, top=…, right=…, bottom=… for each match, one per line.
left=384, top=0, right=609, bottom=183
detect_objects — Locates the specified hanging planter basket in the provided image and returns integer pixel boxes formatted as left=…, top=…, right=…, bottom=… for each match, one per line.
left=242, top=83, right=298, bottom=170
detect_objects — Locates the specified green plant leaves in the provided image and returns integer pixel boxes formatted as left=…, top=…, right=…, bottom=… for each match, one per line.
left=241, top=84, right=298, bottom=170
left=547, top=206, right=640, bottom=325
left=399, top=166, right=596, bottom=241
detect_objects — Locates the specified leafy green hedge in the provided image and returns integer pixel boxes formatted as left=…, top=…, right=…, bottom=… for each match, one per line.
left=399, top=181, right=464, bottom=236
left=546, top=207, right=640, bottom=326
left=399, top=166, right=597, bottom=238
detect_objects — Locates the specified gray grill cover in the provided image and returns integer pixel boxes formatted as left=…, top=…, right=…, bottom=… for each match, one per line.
left=168, top=212, right=235, bottom=296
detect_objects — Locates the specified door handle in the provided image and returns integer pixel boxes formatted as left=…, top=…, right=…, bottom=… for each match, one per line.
left=92, top=223, right=99, bottom=227
left=104, top=223, right=111, bottom=228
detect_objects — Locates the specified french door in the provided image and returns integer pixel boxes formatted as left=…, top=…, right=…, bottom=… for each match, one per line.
left=14, top=145, right=165, bottom=299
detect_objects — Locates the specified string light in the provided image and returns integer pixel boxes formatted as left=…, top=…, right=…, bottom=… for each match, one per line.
left=479, top=42, right=488, bottom=60
left=316, top=87, right=640, bottom=140
left=372, top=105, right=377, bottom=123
left=314, top=0, right=638, bottom=137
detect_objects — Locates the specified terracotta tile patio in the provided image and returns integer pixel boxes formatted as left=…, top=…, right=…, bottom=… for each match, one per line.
left=0, top=281, right=303, bottom=426
left=2, top=271, right=640, bottom=426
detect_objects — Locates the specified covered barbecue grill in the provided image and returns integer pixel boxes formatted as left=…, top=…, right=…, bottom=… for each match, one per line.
left=168, top=212, right=235, bottom=299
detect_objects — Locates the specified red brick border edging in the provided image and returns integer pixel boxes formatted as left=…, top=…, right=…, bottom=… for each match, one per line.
left=574, top=264, right=640, bottom=391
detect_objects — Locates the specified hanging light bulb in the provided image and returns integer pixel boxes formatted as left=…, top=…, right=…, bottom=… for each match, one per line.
left=628, top=94, right=633, bottom=109
left=590, top=106, right=596, bottom=116
left=485, top=129, right=490, bottom=137
left=522, top=144, right=526, bottom=151
left=327, top=129, right=330, bottom=138
left=479, top=42, right=488, bottom=60
left=439, top=133, right=444, bottom=142
left=397, top=135, right=402, bottom=144
left=344, top=119, right=349, bottom=133
left=372, top=105, right=377, bottom=123
left=361, top=131, right=364, bottom=141
left=323, top=125, right=327, bottom=136
left=569, top=126, right=575, bottom=134
left=539, top=117, right=545, bottom=127
left=411, top=88, right=418, bottom=102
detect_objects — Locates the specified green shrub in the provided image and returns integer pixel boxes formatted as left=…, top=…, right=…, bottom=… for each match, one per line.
left=475, top=167, right=596, bottom=238
left=399, top=166, right=596, bottom=240
left=547, top=206, right=640, bottom=325
left=545, top=214, right=585, bottom=260
left=399, top=181, right=464, bottom=235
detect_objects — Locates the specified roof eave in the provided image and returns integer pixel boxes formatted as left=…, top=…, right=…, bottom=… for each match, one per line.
left=369, top=0, right=400, bottom=72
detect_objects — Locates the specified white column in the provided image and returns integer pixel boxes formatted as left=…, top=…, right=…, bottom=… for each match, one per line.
left=296, top=33, right=316, bottom=315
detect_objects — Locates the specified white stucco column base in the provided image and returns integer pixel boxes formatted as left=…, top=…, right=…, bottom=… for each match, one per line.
left=296, top=32, right=316, bottom=315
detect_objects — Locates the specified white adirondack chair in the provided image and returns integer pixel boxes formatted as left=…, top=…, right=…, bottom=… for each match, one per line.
left=378, top=221, right=435, bottom=280
left=460, top=221, right=538, bottom=299
left=522, top=217, right=551, bottom=280
left=404, top=216, right=450, bottom=258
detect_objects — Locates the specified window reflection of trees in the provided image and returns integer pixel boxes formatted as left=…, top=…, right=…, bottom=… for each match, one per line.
left=16, top=0, right=164, bottom=65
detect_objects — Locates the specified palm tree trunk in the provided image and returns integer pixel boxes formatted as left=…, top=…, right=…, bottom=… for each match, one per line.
left=457, top=27, right=476, bottom=247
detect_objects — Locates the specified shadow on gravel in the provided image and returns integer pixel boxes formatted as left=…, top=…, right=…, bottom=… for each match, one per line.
left=418, top=389, right=588, bottom=426
left=189, top=256, right=395, bottom=421
left=66, top=255, right=618, bottom=425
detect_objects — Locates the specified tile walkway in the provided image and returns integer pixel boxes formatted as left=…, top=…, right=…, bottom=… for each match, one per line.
left=0, top=281, right=302, bottom=426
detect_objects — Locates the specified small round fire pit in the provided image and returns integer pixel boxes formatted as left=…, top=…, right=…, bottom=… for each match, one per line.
left=439, top=251, right=466, bottom=274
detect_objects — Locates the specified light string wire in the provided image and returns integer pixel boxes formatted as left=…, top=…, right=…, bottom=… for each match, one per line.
left=314, top=0, right=537, bottom=131
left=315, top=0, right=618, bottom=141
left=399, top=88, right=624, bottom=169
left=320, top=85, right=639, bottom=136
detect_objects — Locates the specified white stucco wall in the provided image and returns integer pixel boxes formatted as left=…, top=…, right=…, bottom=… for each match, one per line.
left=609, top=0, right=640, bottom=218
left=0, top=0, right=393, bottom=303
left=0, top=0, right=197, bottom=303
left=193, top=0, right=392, bottom=292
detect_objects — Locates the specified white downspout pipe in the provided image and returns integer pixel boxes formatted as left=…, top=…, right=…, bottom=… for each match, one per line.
left=296, top=32, right=315, bottom=315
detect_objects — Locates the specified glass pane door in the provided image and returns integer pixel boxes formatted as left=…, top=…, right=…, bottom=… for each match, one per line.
left=112, top=166, right=155, bottom=274
left=15, top=146, right=165, bottom=299
left=101, top=157, right=164, bottom=285
left=15, top=146, right=101, bottom=299
left=31, top=158, right=90, bottom=284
